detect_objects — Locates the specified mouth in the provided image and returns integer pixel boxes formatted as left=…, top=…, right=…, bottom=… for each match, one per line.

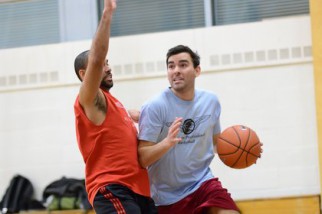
left=104, top=74, right=112, bottom=81
left=173, top=77, right=183, bottom=83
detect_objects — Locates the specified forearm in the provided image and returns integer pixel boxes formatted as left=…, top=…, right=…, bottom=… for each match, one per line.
left=88, top=9, right=113, bottom=72
left=139, top=117, right=183, bottom=168
left=80, top=1, right=116, bottom=103
left=138, top=139, right=174, bottom=168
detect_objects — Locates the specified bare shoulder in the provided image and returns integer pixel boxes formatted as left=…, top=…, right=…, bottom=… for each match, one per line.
left=79, top=89, right=107, bottom=125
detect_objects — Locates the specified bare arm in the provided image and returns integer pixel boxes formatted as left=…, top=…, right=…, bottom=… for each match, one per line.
left=213, top=133, right=220, bottom=153
left=128, top=109, right=140, bottom=123
left=138, top=117, right=183, bottom=168
left=79, top=0, right=116, bottom=109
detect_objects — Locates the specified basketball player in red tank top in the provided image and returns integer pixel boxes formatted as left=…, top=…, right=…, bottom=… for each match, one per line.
left=73, top=0, right=157, bottom=213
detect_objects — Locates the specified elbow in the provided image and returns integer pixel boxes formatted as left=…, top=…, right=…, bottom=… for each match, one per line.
left=138, top=141, right=155, bottom=168
left=138, top=149, right=150, bottom=168
left=138, top=154, right=149, bottom=169
left=139, top=160, right=149, bottom=169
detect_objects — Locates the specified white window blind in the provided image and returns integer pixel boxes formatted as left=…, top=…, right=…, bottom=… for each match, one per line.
left=213, top=0, right=309, bottom=25
left=98, top=0, right=205, bottom=37
left=0, top=0, right=60, bottom=49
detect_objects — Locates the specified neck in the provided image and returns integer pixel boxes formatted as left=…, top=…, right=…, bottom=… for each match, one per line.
left=170, top=87, right=195, bottom=101
left=100, top=86, right=110, bottom=92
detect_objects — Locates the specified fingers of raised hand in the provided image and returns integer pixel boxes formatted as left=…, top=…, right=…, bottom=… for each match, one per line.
left=104, top=0, right=117, bottom=10
left=168, top=117, right=183, bottom=143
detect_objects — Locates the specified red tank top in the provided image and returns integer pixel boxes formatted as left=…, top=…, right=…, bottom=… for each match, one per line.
left=74, top=90, right=150, bottom=205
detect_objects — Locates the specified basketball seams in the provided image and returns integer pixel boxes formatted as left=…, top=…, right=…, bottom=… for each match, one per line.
left=247, top=130, right=261, bottom=157
left=248, top=141, right=261, bottom=157
left=217, top=139, right=260, bottom=156
left=244, top=128, right=262, bottom=166
left=232, top=126, right=242, bottom=148
left=217, top=125, right=261, bottom=169
left=244, top=127, right=251, bottom=167
left=226, top=126, right=244, bottom=167
left=217, top=137, right=240, bottom=154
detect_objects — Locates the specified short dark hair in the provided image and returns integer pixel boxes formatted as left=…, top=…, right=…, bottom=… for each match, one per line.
left=166, top=45, right=200, bottom=68
left=74, top=50, right=89, bottom=81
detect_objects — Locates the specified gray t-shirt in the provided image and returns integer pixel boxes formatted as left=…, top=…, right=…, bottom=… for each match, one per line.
left=139, top=88, right=221, bottom=206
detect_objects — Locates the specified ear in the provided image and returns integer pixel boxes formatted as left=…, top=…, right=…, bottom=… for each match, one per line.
left=79, top=69, right=86, bottom=81
left=195, top=65, right=201, bottom=77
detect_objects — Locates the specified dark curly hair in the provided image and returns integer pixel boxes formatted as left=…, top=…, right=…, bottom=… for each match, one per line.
left=166, top=45, right=200, bottom=68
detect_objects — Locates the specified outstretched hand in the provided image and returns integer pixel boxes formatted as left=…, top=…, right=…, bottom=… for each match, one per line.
left=104, top=0, right=117, bottom=13
left=165, top=117, right=183, bottom=147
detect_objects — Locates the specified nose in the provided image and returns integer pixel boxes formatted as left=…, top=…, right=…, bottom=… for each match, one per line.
left=104, top=64, right=111, bottom=73
left=173, top=66, right=181, bottom=74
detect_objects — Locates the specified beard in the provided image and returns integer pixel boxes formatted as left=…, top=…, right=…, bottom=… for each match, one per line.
left=100, top=77, right=113, bottom=90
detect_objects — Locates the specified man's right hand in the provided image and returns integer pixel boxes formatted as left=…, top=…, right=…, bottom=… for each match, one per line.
left=104, top=0, right=117, bottom=14
left=164, top=117, right=183, bottom=147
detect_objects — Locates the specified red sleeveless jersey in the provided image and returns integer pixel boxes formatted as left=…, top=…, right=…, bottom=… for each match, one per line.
left=74, top=90, right=150, bottom=205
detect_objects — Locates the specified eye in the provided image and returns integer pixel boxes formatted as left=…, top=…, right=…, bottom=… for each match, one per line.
left=168, top=64, right=175, bottom=69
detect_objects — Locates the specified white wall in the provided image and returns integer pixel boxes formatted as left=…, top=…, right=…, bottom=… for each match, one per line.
left=0, top=15, right=319, bottom=201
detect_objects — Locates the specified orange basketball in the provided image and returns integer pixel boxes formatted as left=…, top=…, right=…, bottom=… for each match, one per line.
left=217, top=125, right=262, bottom=169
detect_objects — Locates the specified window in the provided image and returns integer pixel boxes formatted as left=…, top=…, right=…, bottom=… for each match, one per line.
left=0, top=0, right=60, bottom=49
left=0, top=0, right=310, bottom=49
left=98, top=0, right=309, bottom=37
left=213, top=0, right=309, bottom=25
left=98, top=0, right=205, bottom=37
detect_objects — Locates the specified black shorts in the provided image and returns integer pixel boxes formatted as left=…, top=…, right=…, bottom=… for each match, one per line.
left=93, top=184, right=157, bottom=214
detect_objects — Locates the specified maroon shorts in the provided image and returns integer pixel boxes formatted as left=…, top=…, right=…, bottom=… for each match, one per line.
left=157, top=178, right=239, bottom=214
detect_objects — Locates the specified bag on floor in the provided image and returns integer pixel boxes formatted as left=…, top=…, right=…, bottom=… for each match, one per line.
left=42, top=176, right=91, bottom=211
left=0, top=175, right=34, bottom=213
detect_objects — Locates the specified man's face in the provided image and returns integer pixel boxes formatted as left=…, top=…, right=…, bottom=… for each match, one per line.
left=167, top=52, right=198, bottom=92
left=100, top=59, right=113, bottom=90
